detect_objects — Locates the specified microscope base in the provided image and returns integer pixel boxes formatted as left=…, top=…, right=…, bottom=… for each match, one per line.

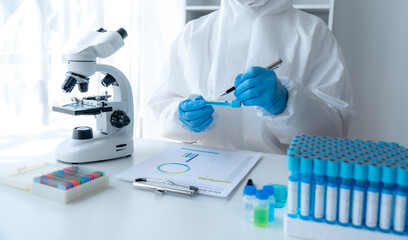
left=55, top=133, right=134, bottom=163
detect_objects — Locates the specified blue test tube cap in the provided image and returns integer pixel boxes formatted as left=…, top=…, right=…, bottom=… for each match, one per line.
left=326, top=159, right=339, bottom=177
left=288, top=154, right=300, bottom=172
left=262, top=185, right=275, bottom=196
left=300, top=155, right=313, bottom=174
left=370, top=157, right=380, bottom=164
left=293, top=135, right=301, bottom=142
left=256, top=190, right=269, bottom=200
left=244, top=185, right=257, bottom=196
left=231, top=100, right=241, bottom=108
left=368, top=162, right=382, bottom=183
left=340, top=160, right=353, bottom=179
left=287, top=147, right=300, bottom=156
left=396, top=166, right=408, bottom=187
left=382, top=164, right=396, bottom=185
left=389, top=142, right=399, bottom=147
left=376, top=141, right=388, bottom=146
left=354, top=161, right=368, bottom=181
left=313, top=156, right=326, bottom=176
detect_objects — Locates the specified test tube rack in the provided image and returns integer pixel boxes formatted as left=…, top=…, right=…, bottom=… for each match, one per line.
left=284, top=135, right=408, bottom=240
left=31, top=165, right=109, bottom=203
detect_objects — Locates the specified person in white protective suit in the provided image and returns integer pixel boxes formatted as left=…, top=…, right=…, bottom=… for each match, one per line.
left=148, top=0, right=354, bottom=154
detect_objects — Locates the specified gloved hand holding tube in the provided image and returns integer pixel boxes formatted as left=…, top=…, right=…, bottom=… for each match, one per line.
left=234, top=66, right=288, bottom=115
left=178, top=95, right=214, bottom=133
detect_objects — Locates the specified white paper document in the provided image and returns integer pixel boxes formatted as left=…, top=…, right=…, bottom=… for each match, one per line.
left=116, top=145, right=262, bottom=197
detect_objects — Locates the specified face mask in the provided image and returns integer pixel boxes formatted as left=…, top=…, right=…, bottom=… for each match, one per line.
left=233, top=0, right=268, bottom=7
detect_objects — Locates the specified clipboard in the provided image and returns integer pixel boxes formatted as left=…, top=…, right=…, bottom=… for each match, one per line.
left=116, top=146, right=261, bottom=198
left=133, top=178, right=199, bottom=197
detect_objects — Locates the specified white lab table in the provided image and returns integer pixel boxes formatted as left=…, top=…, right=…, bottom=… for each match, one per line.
left=0, top=129, right=298, bottom=240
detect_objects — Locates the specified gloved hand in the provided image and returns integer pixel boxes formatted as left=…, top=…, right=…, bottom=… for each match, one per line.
left=234, top=66, right=288, bottom=114
left=178, top=95, right=214, bottom=133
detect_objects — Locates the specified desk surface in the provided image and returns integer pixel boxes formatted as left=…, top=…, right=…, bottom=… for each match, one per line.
left=0, top=130, right=298, bottom=240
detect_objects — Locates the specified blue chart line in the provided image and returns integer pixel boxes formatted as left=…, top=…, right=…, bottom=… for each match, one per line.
left=186, top=154, right=199, bottom=163
left=181, top=148, right=219, bottom=154
left=157, top=163, right=190, bottom=174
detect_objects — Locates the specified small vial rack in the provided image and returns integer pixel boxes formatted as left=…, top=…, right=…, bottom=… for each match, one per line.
left=31, top=166, right=109, bottom=203
left=285, top=135, right=408, bottom=240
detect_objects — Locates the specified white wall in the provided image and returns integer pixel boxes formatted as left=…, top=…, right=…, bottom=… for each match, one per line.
left=332, top=0, right=408, bottom=146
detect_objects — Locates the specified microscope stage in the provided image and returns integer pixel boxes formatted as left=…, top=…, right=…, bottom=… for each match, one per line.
left=52, top=103, right=113, bottom=116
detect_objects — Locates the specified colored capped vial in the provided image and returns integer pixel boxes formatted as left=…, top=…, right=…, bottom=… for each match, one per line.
left=365, top=163, right=382, bottom=229
left=254, top=190, right=269, bottom=227
left=325, top=158, right=339, bottom=223
left=393, top=166, right=408, bottom=233
left=263, top=185, right=275, bottom=222
left=242, top=185, right=257, bottom=222
left=352, top=161, right=368, bottom=227
left=312, top=155, right=326, bottom=221
left=338, top=160, right=353, bottom=225
left=287, top=154, right=300, bottom=217
left=379, top=164, right=397, bottom=231
left=300, top=155, right=313, bottom=219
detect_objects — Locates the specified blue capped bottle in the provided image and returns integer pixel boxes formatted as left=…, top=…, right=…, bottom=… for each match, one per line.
left=254, top=190, right=269, bottom=227
left=262, top=185, right=275, bottom=222
left=242, top=185, right=257, bottom=222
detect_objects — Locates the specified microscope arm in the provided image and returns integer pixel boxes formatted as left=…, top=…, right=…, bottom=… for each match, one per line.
left=95, top=64, right=134, bottom=134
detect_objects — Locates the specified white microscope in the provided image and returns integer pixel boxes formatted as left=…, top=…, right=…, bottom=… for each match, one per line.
left=53, top=28, right=134, bottom=163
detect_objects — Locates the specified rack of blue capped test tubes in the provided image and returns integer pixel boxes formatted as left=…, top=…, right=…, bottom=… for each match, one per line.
left=285, top=135, right=408, bottom=239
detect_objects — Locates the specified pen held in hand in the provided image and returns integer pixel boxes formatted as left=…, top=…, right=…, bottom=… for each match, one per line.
left=219, top=58, right=283, bottom=97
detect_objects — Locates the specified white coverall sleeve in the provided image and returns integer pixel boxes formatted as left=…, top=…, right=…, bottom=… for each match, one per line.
left=257, top=21, right=354, bottom=144
left=148, top=28, right=209, bottom=143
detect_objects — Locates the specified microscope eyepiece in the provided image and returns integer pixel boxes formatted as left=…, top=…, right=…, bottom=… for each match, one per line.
left=61, top=76, right=77, bottom=93
left=117, top=28, right=128, bottom=40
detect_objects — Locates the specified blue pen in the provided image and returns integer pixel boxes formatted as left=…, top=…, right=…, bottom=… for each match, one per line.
left=219, top=58, right=283, bottom=97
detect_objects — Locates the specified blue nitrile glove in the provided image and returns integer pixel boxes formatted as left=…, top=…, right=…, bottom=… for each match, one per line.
left=234, top=66, right=288, bottom=115
left=178, top=95, right=214, bottom=133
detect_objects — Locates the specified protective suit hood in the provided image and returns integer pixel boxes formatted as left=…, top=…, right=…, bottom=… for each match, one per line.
left=228, top=0, right=292, bottom=16
left=232, top=0, right=268, bottom=8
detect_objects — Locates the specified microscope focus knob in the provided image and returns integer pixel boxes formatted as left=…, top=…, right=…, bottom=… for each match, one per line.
left=110, top=110, right=130, bottom=128
left=72, top=126, right=93, bottom=140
